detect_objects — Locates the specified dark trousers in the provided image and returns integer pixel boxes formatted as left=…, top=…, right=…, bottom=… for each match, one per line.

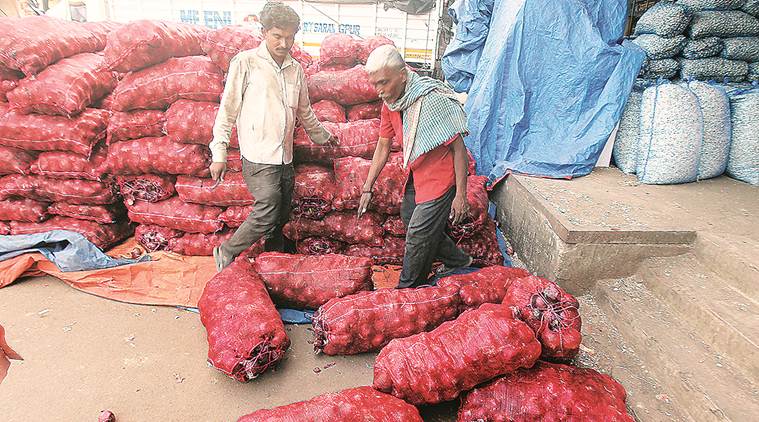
left=398, top=177, right=471, bottom=288
left=219, top=159, right=294, bottom=260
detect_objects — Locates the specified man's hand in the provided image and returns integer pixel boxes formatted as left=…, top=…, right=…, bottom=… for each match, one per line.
left=209, top=162, right=227, bottom=182
left=357, top=191, right=372, bottom=218
left=450, top=194, right=469, bottom=226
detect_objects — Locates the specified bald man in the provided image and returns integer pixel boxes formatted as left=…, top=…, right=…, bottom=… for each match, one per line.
left=358, top=45, right=472, bottom=288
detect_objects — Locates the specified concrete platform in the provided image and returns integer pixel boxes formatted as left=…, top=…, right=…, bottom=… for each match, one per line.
left=492, top=168, right=758, bottom=293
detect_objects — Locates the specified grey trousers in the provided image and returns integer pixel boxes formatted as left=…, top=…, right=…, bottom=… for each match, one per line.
left=398, top=177, right=471, bottom=288
left=219, top=159, right=294, bottom=260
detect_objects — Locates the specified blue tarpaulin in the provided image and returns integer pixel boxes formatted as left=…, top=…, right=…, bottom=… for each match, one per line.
left=0, top=230, right=148, bottom=272
left=442, top=0, right=646, bottom=182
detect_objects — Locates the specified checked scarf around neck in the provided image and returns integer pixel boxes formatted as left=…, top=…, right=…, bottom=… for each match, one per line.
left=385, top=70, right=468, bottom=168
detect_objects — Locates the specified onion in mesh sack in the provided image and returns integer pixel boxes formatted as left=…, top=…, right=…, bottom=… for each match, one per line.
left=312, top=285, right=461, bottom=355
left=253, top=252, right=373, bottom=309
left=503, top=275, right=582, bottom=361
left=117, top=175, right=175, bottom=205
left=134, top=224, right=183, bottom=252
left=104, top=20, right=206, bottom=73
left=237, top=386, right=422, bottom=422
left=198, top=258, right=290, bottom=382
left=7, top=53, right=118, bottom=117
left=109, top=56, right=223, bottom=112
left=107, top=110, right=165, bottom=144
left=437, top=265, right=531, bottom=310
left=0, top=105, right=108, bottom=157
left=458, top=361, right=633, bottom=422
left=373, top=303, right=542, bottom=405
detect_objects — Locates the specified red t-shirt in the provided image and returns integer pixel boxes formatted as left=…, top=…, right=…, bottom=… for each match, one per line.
left=379, top=104, right=456, bottom=204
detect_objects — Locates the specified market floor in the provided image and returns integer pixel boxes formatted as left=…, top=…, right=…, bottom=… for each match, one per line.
left=0, top=275, right=456, bottom=422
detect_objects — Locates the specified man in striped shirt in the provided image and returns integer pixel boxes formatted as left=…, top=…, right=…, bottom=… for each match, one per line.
left=358, top=45, right=472, bottom=288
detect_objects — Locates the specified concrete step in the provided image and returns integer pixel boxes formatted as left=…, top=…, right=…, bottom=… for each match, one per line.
left=639, top=254, right=759, bottom=381
left=694, top=233, right=759, bottom=302
left=596, top=276, right=759, bottom=422
left=576, top=294, right=691, bottom=421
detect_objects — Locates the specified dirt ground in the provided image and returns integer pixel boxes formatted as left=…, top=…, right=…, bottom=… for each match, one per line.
left=0, top=275, right=457, bottom=422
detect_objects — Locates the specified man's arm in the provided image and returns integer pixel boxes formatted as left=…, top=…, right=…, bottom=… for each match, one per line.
left=357, top=137, right=393, bottom=217
left=209, top=56, right=246, bottom=180
left=297, top=68, right=333, bottom=145
left=449, top=135, right=469, bottom=225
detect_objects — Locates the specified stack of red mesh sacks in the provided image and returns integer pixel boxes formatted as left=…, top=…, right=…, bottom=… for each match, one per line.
left=98, top=20, right=241, bottom=256
left=0, top=16, right=130, bottom=249
left=286, top=33, right=503, bottom=268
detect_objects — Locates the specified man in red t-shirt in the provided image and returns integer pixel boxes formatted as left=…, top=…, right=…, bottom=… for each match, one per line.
left=358, top=45, right=472, bottom=288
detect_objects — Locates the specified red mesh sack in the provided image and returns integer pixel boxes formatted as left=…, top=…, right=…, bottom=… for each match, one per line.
left=0, top=198, right=49, bottom=222
left=107, top=137, right=209, bottom=177
left=125, top=196, right=223, bottom=234
left=10, top=217, right=132, bottom=250
left=198, top=258, right=290, bottom=382
left=307, top=66, right=379, bottom=105
left=437, top=266, right=530, bottom=311
left=358, top=36, right=396, bottom=64
left=373, top=303, right=542, bottom=405
left=7, top=53, right=118, bottom=117
left=135, top=224, right=183, bottom=252
left=0, top=221, right=8, bottom=235
left=458, top=218, right=504, bottom=267
left=293, top=164, right=336, bottom=220
left=448, top=175, right=489, bottom=240
left=107, top=110, right=165, bottom=144
left=312, top=285, right=461, bottom=355
left=104, top=20, right=206, bottom=73
left=117, top=175, right=175, bottom=205
left=344, top=237, right=405, bottom=266
left=175, top=173, right=254, bottom=206
left=0, top=145, right=35, bottom=175
left=333, top=153, right=404, bottom=214
left=347, top=101, right=382, bottom=121
left=200, top=26, right=262, bottom=72
left=502, top=275, right=582, bottom=361
left=109, top=56, right=223, bottom=112
left=294, top=119, right=385, bottom=163
left=295, top=237, right=346, bottom=255
left=167, top=230, right=233, bottom=256
left=253, top=252, right=373, bottom=309
left=0, top=174, right=38, bottom=201
left=0, top=66, right=23, bottom=102
left=30, top=145, right=108, bottom=181
left=0, top=105, right=108, bottom=157
left=48, top=203, right=125, bottom=225
left=81, top=21, right=123, bottom=51
left=319, top=34, right=360, bottom=66
left=382, top=215, right=406, bottom=237
left=458, top=361, right=633, bottom=422
left=219, top=205, right=252, bottom=228
left=0, top=16, right=101, bottom=76
left=34, top=176, right=117, bottom=205
left=284, top=211, right=384, bottom=246
left=237, top=386, right=423, bottom=422
left=164, top=99, right=239, bottom=147
left=311, top=100, right=346, bottom=123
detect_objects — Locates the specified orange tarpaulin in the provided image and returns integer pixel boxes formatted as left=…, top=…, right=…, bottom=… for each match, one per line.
left=0, top=237, right=402, bottom=307
left=0, top=238, right=216, bottom=307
